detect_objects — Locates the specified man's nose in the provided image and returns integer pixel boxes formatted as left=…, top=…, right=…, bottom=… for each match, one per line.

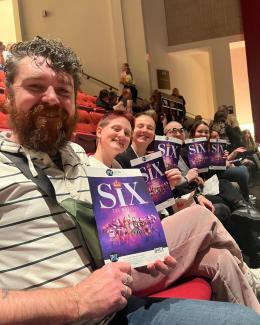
left=41, top=86, right=60, bottom=105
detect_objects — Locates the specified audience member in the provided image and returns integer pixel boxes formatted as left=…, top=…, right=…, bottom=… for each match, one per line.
left=165, top=120, right=260, bottom=267
left=1, top=37, right=260, bottom=324
left=212, top=110, right=242, bottom=150
left=113, top=88, right=133, bottom=113
left=171, top=87, right=186, bottom=123
left=96, top=88, right=111, bottom=111
left=120, top=62, right=138, bottom=103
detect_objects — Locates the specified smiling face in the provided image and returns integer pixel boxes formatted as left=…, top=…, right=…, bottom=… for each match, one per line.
left=164, top=121, right=185, bottom=141
left=132, top=115, right=155, bottom=149
left=210, top=130, right=220, bottom=139
left=7, top=56, right=77, bottom=152
left=96, top=116, right=132, bottom=156
left=194, top=123, right=210, bottom=139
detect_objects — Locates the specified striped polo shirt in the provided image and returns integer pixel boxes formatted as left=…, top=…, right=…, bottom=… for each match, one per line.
left=0, top=130, right=94, bottom=290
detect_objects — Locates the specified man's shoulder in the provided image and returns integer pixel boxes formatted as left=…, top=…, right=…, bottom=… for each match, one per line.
left=63, top=141, right=90, bottom=164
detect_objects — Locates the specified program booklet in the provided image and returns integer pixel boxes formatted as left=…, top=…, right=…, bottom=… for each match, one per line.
left=154, top=135, right=183, bottom=170
left=87, top=167, right=169, bottom=268
left=130, top=151, right=175, bottom=211
left=208, top=139, right=227, bottom=170
left=185, top=137, right=209, bottom=172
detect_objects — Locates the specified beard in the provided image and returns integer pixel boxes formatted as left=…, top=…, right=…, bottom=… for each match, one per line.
left=8, top=102, right=78, bottom=153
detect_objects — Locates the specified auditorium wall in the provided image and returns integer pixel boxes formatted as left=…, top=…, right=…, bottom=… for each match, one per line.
left=0, top=0, right=21, bottom=43
left=11, top=0, right=252, bottom=128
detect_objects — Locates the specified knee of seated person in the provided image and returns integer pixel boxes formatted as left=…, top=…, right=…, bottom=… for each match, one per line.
left=165, top=204, right=218, bottom=226
left=217, top=248, right=238, bottom=267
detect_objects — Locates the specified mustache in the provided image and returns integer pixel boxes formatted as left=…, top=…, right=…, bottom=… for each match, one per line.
left=9, top=102, right=78, bottom=153
left=31, top=103, right=69, bottom=121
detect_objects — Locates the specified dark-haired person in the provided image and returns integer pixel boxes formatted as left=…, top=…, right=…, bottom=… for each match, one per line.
left=96, top=88, right=111, bottom=111
left=211, top=110, right=243, bottom=150
left=1, top=37, right=260, bottom=324
left=187, top=120, right=260, bottom=266
left=190, top=120, right=252, bottom=204
left=171, top=87, right=186, bottom=123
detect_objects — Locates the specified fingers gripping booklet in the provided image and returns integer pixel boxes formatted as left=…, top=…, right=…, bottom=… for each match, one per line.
left=154, top=135, right=182, bottom=170
left=87, top=167, right=169, bottom=268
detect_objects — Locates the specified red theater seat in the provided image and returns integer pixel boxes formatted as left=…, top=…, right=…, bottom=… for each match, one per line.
left=148, top=278, right=211, bottom=300
left=77, top=109, right=92, bottom=124
left=75, top=123, right=96, bottom=134
left=71, top=132, right=97, bottom=154
left=89, top=111, right=104, bottom=125
left=0, top=70, right=4, bottom=82
left=0, top=94, right=6, bottom=108
left=0, top=112, right=9, bottom=129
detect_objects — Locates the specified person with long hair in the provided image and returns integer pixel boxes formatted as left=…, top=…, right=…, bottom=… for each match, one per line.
left=120, top=63, right=138, bottom=103
left=91, top=112, right=260, bottom=310
left=190, top=120, right=251, bottom=202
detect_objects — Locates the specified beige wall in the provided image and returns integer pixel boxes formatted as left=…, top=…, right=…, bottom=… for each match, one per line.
left=10, top=0, right=252, bottom=127
left=17, top=0, right=151, bottom=98
left=121, top=0, right=151, bottom=99
left=141, top=0, right=214, bottom=119
left=0, top=0, right=21, bottom=43
left=18, top=0, right=124, bottom=96
left=230, top=42, right=253, bottom=128
left=142, top=0, right=173, bottom=95
left=168, top=35, right=244, bottom=110
left=169, top=50, right=215, bottom=121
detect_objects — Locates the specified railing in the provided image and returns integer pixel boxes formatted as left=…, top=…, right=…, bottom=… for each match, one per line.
left=160, top=93, right=210, bottom=123
left=81, top=70, right=119, bottom=91
left=81, top=70, right=144, bottom=101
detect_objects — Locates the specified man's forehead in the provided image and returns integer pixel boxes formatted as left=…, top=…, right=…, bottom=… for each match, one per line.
left=16, top=56, right=73, bottom=85
left=167, top=121, right=183, bottom=129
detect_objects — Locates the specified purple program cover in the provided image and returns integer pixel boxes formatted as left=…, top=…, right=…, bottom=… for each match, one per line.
left=184, top=137, right=209, bottom=172
left=154, top=135, right=183, bottom=170
left=130, top=151, right=175, bottom=211
left=87, top=167, right=169, bottom=268
left=209, top=139, right=227, bottom=170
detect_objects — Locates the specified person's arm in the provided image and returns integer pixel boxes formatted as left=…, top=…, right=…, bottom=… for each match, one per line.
left=1, top=262, right=132, bottom=325
left=0, top=287, right=76, bottom=324
left=227, top=147, right=246, bottom=161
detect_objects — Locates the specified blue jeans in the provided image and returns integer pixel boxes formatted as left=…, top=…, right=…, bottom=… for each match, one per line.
left=220, top=165, right=250, bottom=201
left=111, top=297, right=260, bottom=325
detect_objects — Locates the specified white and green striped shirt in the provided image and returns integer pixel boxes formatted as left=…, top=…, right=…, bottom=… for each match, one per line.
left=0, top=131, right=101, bottom=323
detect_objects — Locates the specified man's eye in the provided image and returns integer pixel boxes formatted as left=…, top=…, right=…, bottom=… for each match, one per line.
left=57, top=88, right=71, bottom=97
left=26, top=85, right=44, bottom=92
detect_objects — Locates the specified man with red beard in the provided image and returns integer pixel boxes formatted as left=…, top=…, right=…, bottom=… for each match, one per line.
left=1, top=37, right=260, bottom=325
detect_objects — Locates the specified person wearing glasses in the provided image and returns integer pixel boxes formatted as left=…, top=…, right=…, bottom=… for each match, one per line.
left=164, top=120, right=260, bottom=269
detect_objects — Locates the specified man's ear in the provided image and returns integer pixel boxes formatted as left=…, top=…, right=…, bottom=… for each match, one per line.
left=96, top=126, right=102, bottom=139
